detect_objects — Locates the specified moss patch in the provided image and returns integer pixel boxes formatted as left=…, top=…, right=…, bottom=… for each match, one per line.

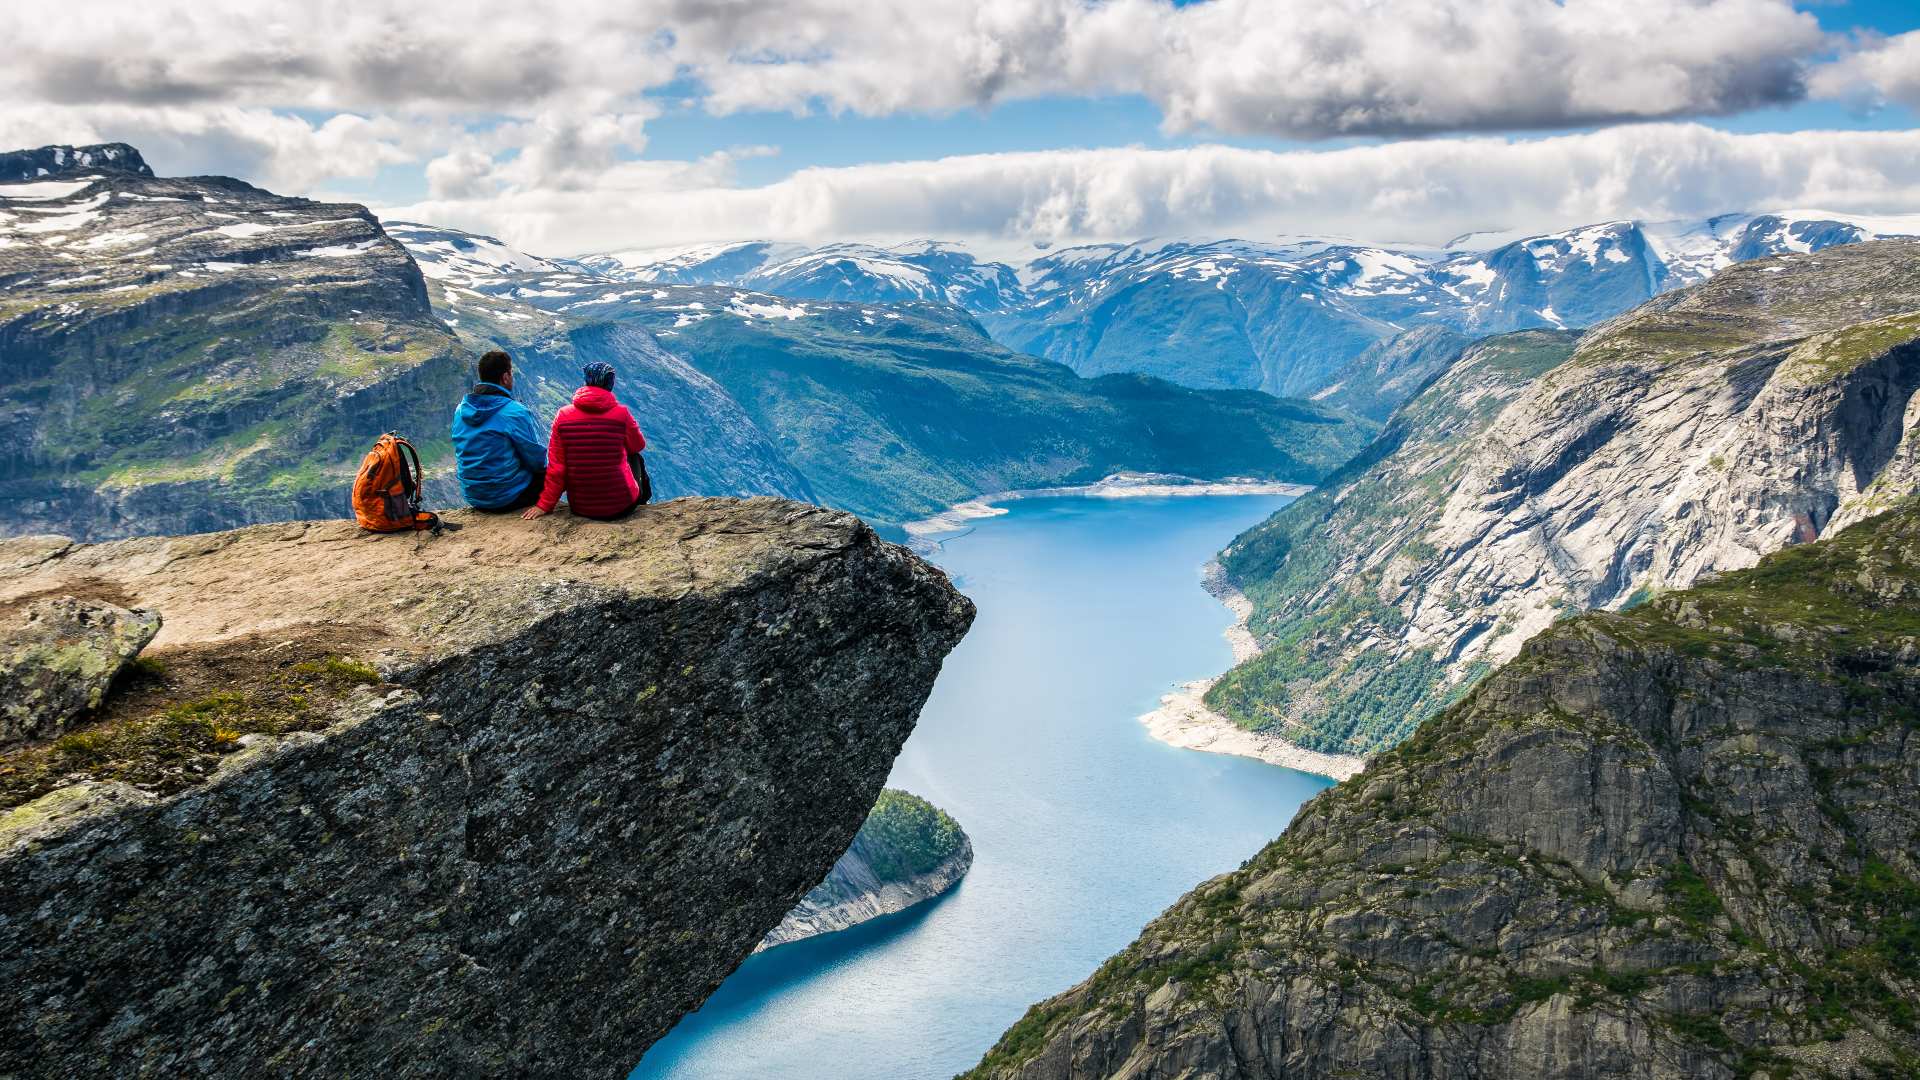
left=0, top=626, right=390, bottom=811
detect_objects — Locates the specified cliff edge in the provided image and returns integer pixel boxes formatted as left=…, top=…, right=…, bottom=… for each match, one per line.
left=970, top=502, right=1920, bottom=1079
left=0, top=498, right=973, bottom=1078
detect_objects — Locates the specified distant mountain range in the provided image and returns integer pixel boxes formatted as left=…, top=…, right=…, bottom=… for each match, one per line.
left=578, top=212, right=1920, bottom=406
left=0, top=143, right=1369, bottom=540
left=391, top=223, right=1368, bottom=528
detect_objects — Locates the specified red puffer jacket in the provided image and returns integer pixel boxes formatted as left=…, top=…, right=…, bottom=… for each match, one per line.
left=536, top=385, right=647, bottom=518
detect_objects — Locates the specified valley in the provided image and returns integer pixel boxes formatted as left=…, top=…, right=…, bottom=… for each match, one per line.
left=5, top=130, right=1920, bottom=1080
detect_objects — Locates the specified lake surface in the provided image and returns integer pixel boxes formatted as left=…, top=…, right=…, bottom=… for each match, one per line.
left=631, top=494, right=1334, bottom=1080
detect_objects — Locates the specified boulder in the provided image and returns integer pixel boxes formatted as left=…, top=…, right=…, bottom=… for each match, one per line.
left=0, top=595, right=159, bottom=747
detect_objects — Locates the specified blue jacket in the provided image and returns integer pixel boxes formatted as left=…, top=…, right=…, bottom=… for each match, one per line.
left=451, top=383, right=548, bottom=509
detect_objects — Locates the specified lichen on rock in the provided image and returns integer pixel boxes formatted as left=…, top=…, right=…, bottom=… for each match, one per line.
left=0, top=594, right=159, bottom=747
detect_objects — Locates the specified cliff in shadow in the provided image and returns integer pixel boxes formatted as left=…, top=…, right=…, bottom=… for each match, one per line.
left=0, top=498, right=972, bottom=1078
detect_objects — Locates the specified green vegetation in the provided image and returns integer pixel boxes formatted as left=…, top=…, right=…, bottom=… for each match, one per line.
left=1202, top=331, right=1579, bottom=754
left=1784, top=311, right=1920, bottom=382
left=5, top=228, right=470, bottom=537
left=0, top=652, right=383, bottom=812
left=857, top=788, right=967, bottom=882
left=638, top=303, right=1375, bottom=526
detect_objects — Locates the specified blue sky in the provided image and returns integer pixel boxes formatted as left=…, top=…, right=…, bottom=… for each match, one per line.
left=3, top=0, right=1917, bottom=256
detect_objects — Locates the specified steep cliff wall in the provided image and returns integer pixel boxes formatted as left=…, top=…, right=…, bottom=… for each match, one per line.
left=1212, top=240, right=1920, bottom=754
left=970, top=502, right=1920, bottom=1080
left=0, top=498, right=972, bottom=1078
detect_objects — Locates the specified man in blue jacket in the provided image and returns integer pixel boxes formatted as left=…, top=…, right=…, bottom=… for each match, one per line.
left=451, top=350, right=548, bottom=511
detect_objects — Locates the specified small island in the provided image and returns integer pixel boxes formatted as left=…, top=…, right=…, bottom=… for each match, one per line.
left=758, top=788, right=972, bottom=952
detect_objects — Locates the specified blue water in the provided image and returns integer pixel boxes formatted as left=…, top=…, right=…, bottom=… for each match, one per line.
left=631, top=494, right=1334, bottom=1080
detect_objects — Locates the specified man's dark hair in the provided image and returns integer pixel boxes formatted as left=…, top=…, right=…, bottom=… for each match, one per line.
left=477, top=350, right=512, bottom=384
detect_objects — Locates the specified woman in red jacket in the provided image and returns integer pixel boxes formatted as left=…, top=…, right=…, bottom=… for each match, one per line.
left=522, top=363, right=649, bottom=521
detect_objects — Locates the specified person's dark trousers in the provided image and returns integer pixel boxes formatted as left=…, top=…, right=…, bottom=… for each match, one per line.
left=472, top=468, right=545, bottom=513
left=580, top=455, right=652, bottom=521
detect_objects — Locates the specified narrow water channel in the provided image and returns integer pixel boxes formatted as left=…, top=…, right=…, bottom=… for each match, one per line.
left=632, top=494, right=1334, bottom=1079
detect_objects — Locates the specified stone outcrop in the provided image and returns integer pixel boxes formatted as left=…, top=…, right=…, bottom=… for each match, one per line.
left=0, top=593, right=160, bottom=746
left=969, top=502, right=1920, bottom=1080
left=758, top=788, right=973, bottom=951
left=1211, top=240, right=1920, bottom=754
left=0, top=498, right=973, bottom=1078
left=0, top=142, right=152, bottom=182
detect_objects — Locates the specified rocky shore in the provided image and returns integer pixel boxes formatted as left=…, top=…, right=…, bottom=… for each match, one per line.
left=1139, top=560, right=1367, bottom=782
left=757, top=834, right=973, bottom=951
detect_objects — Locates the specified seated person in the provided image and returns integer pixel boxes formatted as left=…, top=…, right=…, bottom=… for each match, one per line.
left=523, top=362, right=648, bottom=521
left=451, top=349, right=548, bottom=512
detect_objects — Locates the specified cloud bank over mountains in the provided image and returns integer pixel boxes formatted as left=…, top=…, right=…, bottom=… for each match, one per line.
left=2, top=0, right=1915, bottom=254
left=381, top=124, right=1920, bottom=257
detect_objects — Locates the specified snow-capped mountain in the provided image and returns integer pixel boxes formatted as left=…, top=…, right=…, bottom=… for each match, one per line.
left=384, top=221, right=573, bottom=282
left=580, top=238, right=1026, bottom=311
left=995, top=210, right=1920, bottom=395
left=572, top=210, right=1914, bottom=398
left=533, top=209, right=1920, bottom=401
left=575, top=240, right=811, bottom=286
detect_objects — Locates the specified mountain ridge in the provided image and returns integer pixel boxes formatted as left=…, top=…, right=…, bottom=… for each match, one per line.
left=574, top=211, right=1920, bottom=400
left=967, top=497, right=1920, bottom=1079
left=1207, top=238, right=1920, bottom=756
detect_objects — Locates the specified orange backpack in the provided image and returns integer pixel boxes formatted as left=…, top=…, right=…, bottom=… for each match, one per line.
left=352, top=433, right=442, bottom=533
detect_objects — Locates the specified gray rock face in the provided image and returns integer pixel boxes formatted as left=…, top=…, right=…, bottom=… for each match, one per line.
left=1211, top=240, right=1920, bottom=754
left=0, top=595, right=159, bottom=747
left=0, top=142, right=151, bottom=182
left=758, top=803, right=973, bottom=951
left=0, top=498, right=973, bottom=1078
left=1310, top=324, right=1473, bottom=421
left=969, top=504, right=1920, bottom=1080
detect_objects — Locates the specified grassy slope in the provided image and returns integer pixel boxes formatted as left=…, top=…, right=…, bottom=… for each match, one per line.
left=660, top=303, right=1375, bottom=526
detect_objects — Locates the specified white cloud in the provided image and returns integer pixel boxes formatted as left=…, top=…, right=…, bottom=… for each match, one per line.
left=0, top=0, right=1906, bottom=254
left=1811, top=30, right=1920, bottom=113
left=0, top=0, right=1837, bottom=142
left=0, top=105, right=433, bottom=193
left=686, top=0, right=1826, bottom=137
left=378, top=124, right=1920, bottom=258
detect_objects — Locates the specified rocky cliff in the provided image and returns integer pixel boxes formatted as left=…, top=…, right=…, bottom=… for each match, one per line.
left=0, top=498, right=973, bottom=1078
left=1210, top=240, right=1920, bottom=755
left=758, top=787, right=972, bottom=951
left=969, top=501, right=1920, bottom=1080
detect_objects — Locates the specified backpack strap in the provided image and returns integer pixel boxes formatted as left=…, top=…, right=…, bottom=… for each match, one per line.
left=393, top=436, right=423, bottom=500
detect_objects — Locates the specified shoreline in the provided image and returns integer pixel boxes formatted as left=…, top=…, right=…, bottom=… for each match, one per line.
left=901, top=472, right=1313, bottom=549
left=754, top=839, right=974, bottom=953
left=1138, top=559, right=1369, bottom=783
